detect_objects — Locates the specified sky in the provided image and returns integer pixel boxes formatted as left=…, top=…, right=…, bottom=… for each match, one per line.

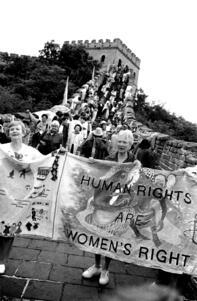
left=0, top=0, right=197, bottom=123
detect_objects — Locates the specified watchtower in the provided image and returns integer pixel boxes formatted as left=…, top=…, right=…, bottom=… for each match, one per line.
left=63, top=38, right=141, bottom=86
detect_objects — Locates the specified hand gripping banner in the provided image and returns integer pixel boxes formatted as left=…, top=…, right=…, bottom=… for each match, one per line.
left=1, top=148, right=197, bottom=276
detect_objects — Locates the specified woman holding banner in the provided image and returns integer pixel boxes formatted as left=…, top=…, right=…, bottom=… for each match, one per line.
left=82, top=130, right=135, bottom=285
left=0, top=120, right=44, bottom=275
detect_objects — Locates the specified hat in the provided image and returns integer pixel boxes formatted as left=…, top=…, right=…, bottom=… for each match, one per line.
left=51, top=120, right=60, bottom=127
left=93, top=127, right=103, bottom=137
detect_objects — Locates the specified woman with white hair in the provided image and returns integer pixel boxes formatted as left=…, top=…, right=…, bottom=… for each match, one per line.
left=0, top=120, right=44, bottom=275
left=82, top=130, right=135, bottom=286
left=109, top=130, right=134, bottom=162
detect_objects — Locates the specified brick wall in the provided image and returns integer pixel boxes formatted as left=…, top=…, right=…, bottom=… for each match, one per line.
left=153, top=133, right=197, bottom=170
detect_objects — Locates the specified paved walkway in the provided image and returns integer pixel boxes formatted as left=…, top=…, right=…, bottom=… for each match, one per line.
left=0, top=236, right=159, bottom=300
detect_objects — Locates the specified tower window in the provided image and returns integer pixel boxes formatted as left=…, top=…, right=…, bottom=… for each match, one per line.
left=100, top=55, right=105, bottom=63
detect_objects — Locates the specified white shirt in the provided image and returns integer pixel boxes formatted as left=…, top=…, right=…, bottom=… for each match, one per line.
left=0, top=143, right=44, bottom=162
left=68, top=132, right=84, bottom=154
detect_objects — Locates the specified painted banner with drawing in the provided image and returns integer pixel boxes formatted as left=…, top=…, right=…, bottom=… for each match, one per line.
left=1, top=148, right=197, bottom=275
left=0, top=148, right=60, bottom=238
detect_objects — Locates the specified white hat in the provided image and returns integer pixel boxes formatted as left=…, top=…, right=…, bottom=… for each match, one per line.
left=93, top=127, right=103, bottom=137
left=51, top=120, right=60, bottom=127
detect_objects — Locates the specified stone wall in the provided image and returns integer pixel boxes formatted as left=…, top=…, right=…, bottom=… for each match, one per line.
left=63, top=38, right=140, bottom=86
left=153, top=133, right=197, bottom=170
left=64, top=38, right=140, bottom=68
left=0, top=51, right=37, bottom=64
left=0, top=38, right=140, bottom=85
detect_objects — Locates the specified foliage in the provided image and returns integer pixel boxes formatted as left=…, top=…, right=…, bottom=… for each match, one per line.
left=39, top=40, right=100, bottom=86
left=39, top=40, right=60, bottom=65
left=0, top=40, right=100, bottom=113
left=134, top=89, right=197, bottom=142
left=1, top=41, right=196, bottom=143
left=0, top=87, right=29, bottom=113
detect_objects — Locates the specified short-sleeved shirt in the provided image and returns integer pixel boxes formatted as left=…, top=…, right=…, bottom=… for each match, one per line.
left=0, top=143, right=44, bottom=162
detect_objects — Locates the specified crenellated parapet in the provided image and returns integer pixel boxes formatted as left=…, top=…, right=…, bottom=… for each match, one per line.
left=63, top=38, right=141, bottom=68
left=0, top=51, right=9, bottom=60
left=0, top=38, right=140, bottom=68
left=0, top=51, right=37, bottom=63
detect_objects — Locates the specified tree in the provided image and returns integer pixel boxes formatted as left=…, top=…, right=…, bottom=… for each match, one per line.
left=39, top=40, right=60, bottom=65
left=4, top=56, right=37, bottom=80
left=25, top=64, right=67, bottom=109
left=134, top=88, right=197, bottom=142
left=39, top=40, right=100, bottom=86
left=58, top=43, right=100, bottom=86
left=0, top=87, right=30, bottom=113
left=0, top=56, right=68, bottom=112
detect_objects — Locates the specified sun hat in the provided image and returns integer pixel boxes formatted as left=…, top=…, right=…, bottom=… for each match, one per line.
left=93, top=127, right=103, bottom=137
left=51, top=120, right=60, bottom=127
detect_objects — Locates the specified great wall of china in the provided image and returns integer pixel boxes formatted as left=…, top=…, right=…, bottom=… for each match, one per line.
left=0, top=40, right=197, bottom=300
left=94, top=69, right=197, bottom=171
left=0, top=39, right=197, bottom=172
left=63, top=38, right=141, bottom=69
left=0, top=38, right=140, bottom=68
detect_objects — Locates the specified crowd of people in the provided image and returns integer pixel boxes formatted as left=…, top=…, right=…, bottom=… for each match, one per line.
left=0, top=63, right=189, bottom=299
left=0, top=64, right=142, bottom=157
left=0, top=64, right=154, bottom=161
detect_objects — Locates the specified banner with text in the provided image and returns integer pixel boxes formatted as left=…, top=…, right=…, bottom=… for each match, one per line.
left=1, top=148, right=197, bottom=275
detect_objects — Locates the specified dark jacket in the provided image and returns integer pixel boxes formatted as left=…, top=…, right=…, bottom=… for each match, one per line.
left=80, top=137, right=109, bottom=160
left=105, top=151, right=135, bottom=163
left=38, top=132, right=62, bottom=155
left=31, top=132, right=42, bottom=148
left=136, top=148, right=159, bottom=169
left=62, top=123, right=69, bottom=148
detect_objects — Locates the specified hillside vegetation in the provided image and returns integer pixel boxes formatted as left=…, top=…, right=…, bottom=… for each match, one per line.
left=134, top=90, right=197, bottom=142
left=0, top=40, right=99, bottom=112
left=0, top=40, right=197, bottom=142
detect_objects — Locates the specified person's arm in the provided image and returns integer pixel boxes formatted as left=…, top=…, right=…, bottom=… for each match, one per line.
left=37, top=131, right=48, bottom=151
left=26, top=110, right=39, bottom=124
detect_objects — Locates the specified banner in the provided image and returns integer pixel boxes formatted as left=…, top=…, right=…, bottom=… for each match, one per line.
left=0, top=149, right=60, bottom=238
left=1, top=148, right=197, bottom=275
